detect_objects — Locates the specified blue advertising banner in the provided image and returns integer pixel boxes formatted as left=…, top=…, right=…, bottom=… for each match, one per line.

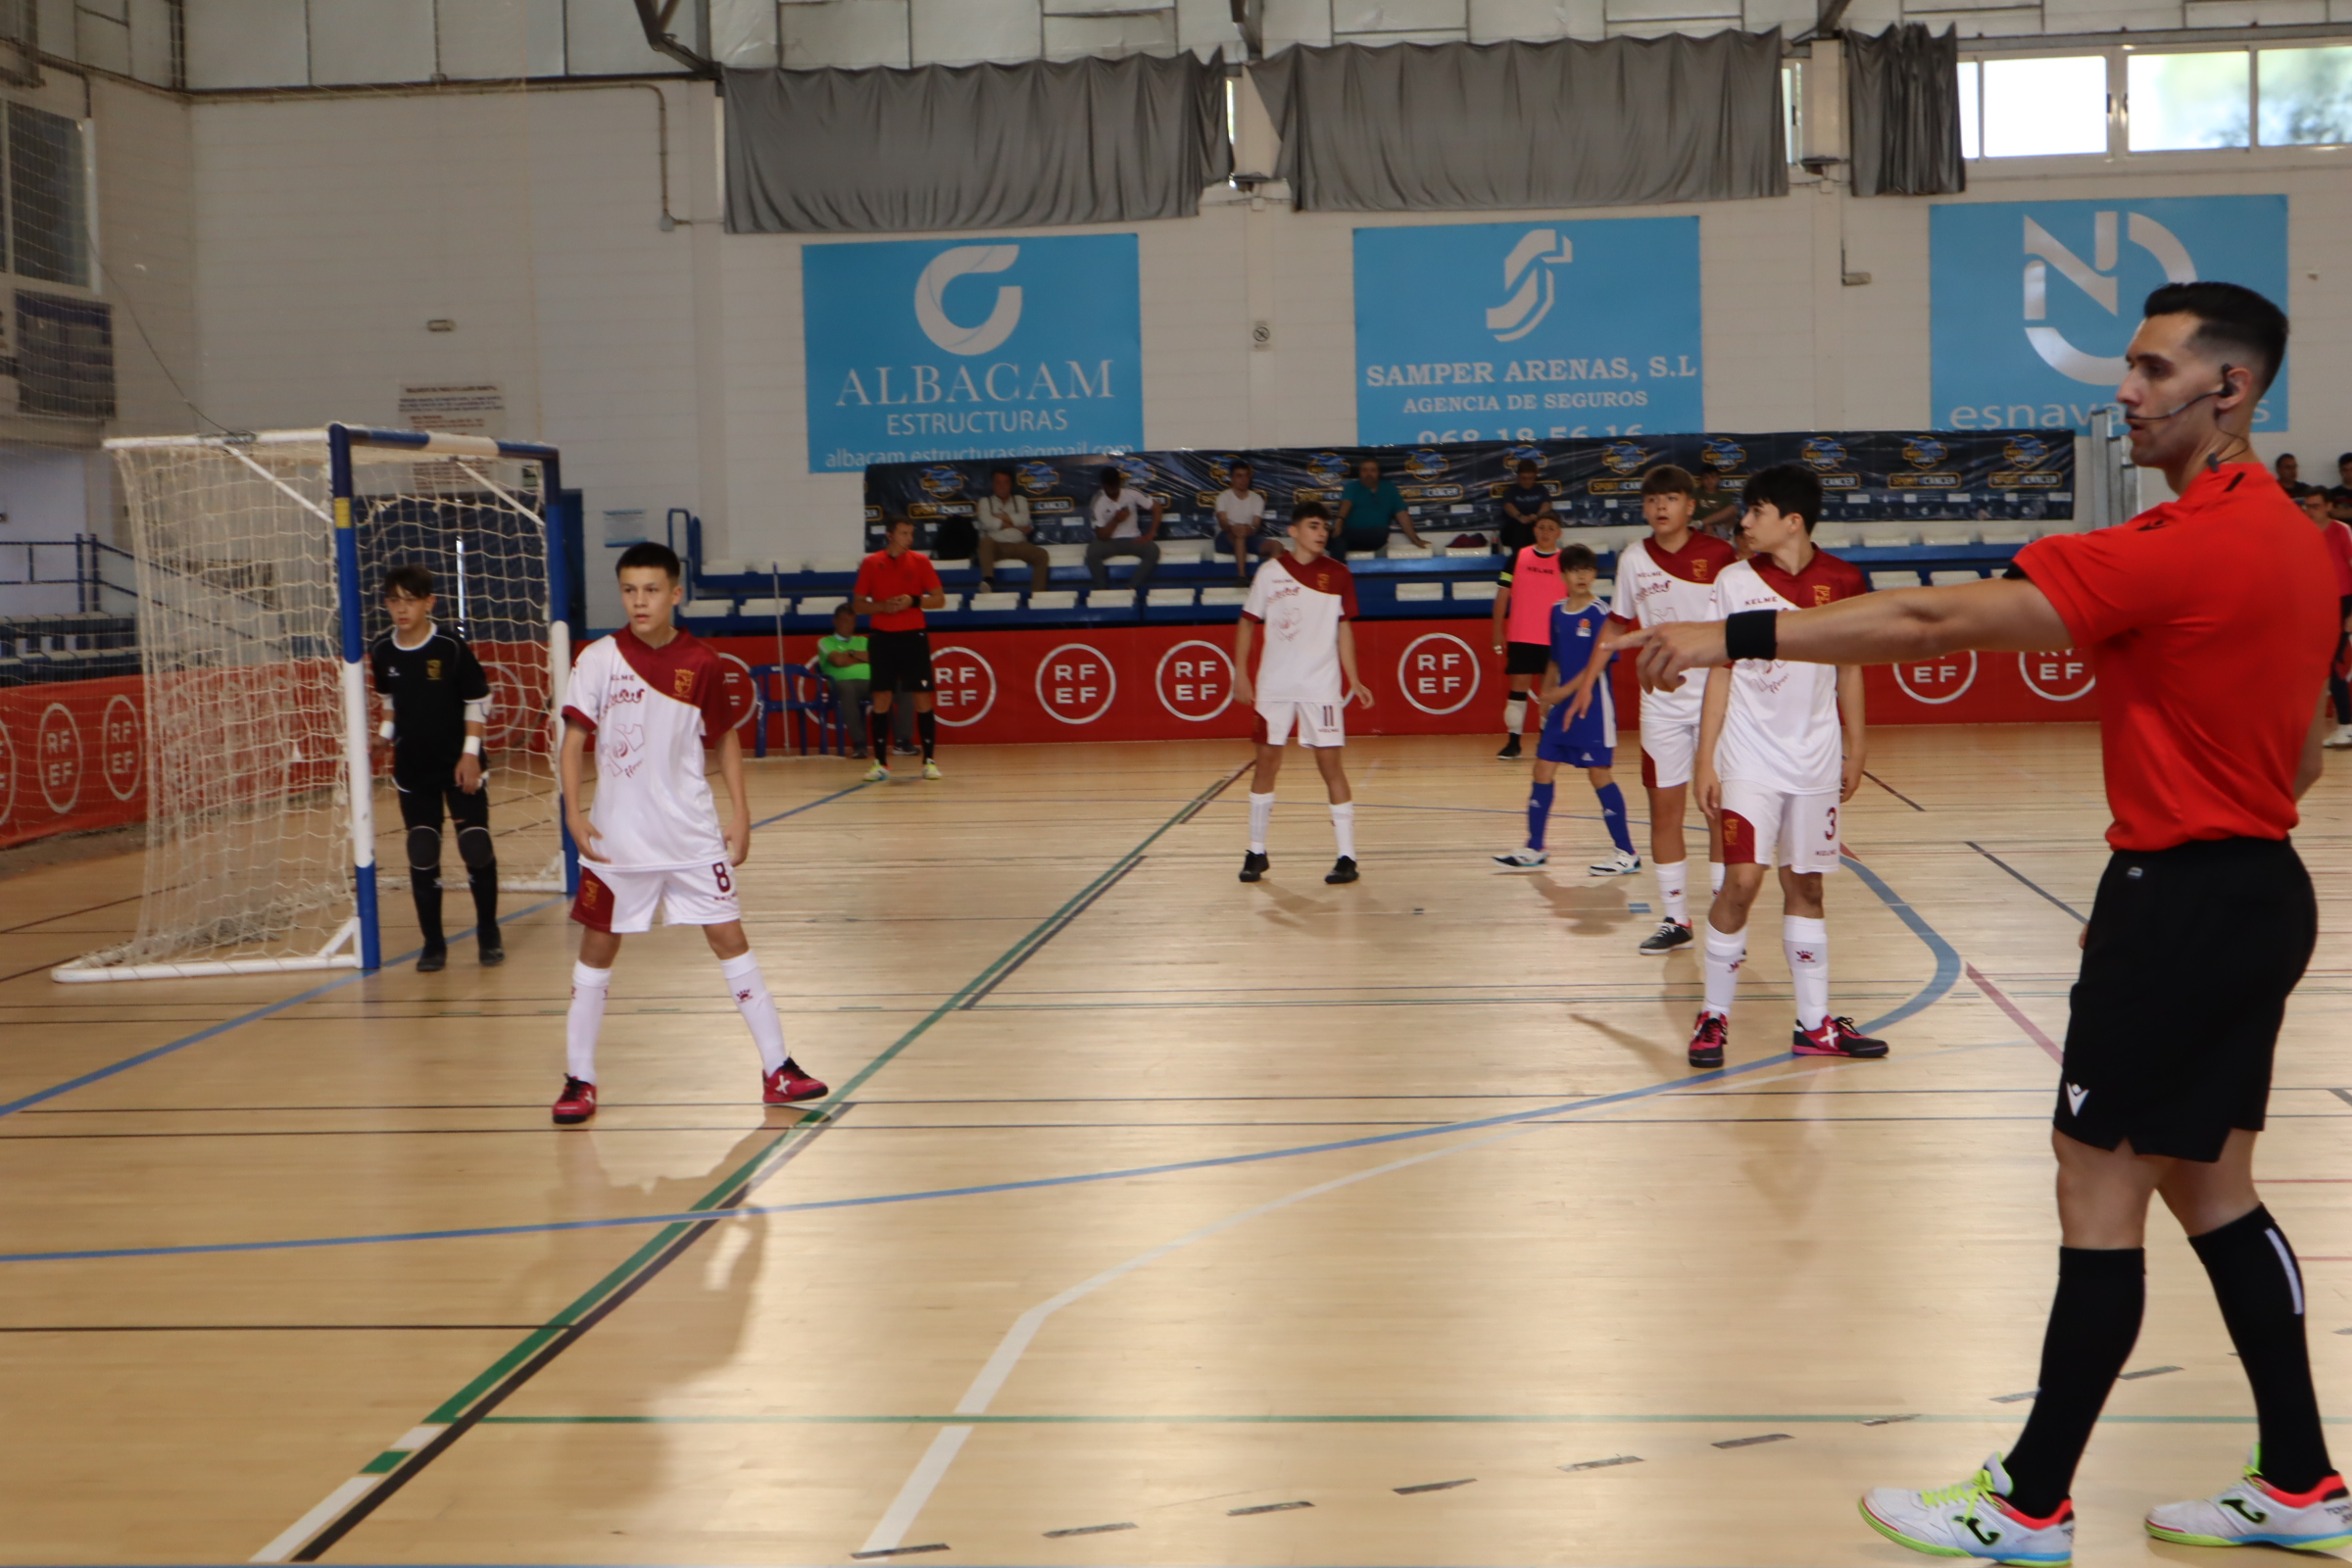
left=1351, top=218, right=1704, bottom=447
left=1931, top=196, right=2289, bottom=434
left=803, top=233, right=1143, bottom=474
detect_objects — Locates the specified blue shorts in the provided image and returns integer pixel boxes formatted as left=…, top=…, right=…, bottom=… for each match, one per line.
left=1537, top=701, right=1613, bottom=768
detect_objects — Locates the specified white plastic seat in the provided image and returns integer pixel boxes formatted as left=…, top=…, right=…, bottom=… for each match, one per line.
left=1146, top=587, right=1197, bottom=607
left=679, top=600, right=731, bottom=620
left=1395, top=582, right=1445, bottom=602
left=1200, top=586, right=1249, bottom=606
left=1029, top=590, right=1079, bottom=609
left=1451, top=580, right=1498, bottom=601
left=968, top=592, right=1022, bottom=611
left=1931, top=569, right=1986, bottom=586
left=1869, top=571, right=1923, bottom=591
left=791, top=596, right=845, bottom=615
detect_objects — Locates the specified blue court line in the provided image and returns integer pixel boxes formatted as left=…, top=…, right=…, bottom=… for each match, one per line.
left=0, top=784, right=868, bottom=1123
left=0, top=825, right=1957, bottom=1268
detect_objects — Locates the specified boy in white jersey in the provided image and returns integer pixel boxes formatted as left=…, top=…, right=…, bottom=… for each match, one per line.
left=1234, top=502, right=1373, bottom=886
left=1685, top=465, right=1886, bottom=1070
left=550, top=542, right=827, bottom=1125
left=1566, top=466, right=1739, bottom=954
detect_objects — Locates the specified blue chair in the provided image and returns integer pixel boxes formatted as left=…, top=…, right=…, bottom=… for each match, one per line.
left=751, top=662, right=850, bottom=758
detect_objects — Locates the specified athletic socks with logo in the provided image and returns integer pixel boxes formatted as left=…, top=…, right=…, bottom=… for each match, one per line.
left=916, top=709, right=937, bottom=761
left=2002, top=1246, right=2146, bottom=1518
left=1526, top=781, right=1555, bottom=852
left=566, top=960, right=612, bottom=1082
left=1702, top=922, right=1746, bottom=1015
left=1655, top=860, right=1689, bottom=924
left=1249, top=792, right=1276, bottom=855
left=720, top=950, right=790, bottom=1075
left=1595, top=782, right=1634, bottom=856
left=1784, top=914, right=1829, bottom=1029
left=1503, top=695, right=1528, bottom=736
left=2191, top=1205, right=2334, bottom=1494
left=1331, top=802, right=1356, bottom=859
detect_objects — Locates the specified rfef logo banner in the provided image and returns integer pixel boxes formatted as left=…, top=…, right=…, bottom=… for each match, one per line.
left=1352, top=219, right=1703, bottom=446
left=804, top=234, right=1143, bottom=473
left=1930, top=196, right=2289, bottom=433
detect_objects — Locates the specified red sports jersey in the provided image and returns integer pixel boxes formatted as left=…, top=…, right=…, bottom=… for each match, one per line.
left=1243, top=552, right=1358, bottom=703
left=563, top=627, right=739, bottom=871
left=855, top=549, right=944, bottom=632
left=1711, top=548, right=1869, bottom=794
left=2016, top=463, right=2334, bottom=852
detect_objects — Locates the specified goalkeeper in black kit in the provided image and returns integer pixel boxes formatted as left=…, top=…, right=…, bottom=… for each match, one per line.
left=370, top=564, right=503, bottom=971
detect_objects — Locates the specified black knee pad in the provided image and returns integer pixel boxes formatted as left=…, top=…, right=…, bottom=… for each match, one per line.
left=407, top=826, right=442, bottom=872
left=456, top=824, right=497, bottom=872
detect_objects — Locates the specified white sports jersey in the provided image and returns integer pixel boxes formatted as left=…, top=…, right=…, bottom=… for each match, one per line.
left=1608, top=531, right=1740, bottom=726
left=563, top=627, right=737, bottom=871
left=1709, top=552, right=1869, bottom=795
left=1243, top=552, right=1358, bottom=703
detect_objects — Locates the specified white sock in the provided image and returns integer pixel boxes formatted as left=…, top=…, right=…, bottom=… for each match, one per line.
left=1702, top=921, right=1746, bottom=1017
left=1504, top=696, right=1528, bottom=735
left=1709, top=860, right=1726, bottom=896
left=566, top=960, right=612, bottom=1082
left=1784, top=915, right=1830, bottom=1030
left=1330, top=801, right=1356, bottom=859
left=1249, top=791, right=1275, bottom=854
left=1655, top=859, right=1689, bottom=925
left=721, top=950, right=790, bottom=1074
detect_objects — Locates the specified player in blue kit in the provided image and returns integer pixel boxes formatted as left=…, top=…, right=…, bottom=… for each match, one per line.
left=1494, top=543, right=1641, bottom=874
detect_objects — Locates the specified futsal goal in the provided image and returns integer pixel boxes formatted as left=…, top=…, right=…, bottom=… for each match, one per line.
left=54, top=425, right=575, bottom=982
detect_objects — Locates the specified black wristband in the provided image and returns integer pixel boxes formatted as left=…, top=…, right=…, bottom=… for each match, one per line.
left=1723, top=610, right=1778, bottom=662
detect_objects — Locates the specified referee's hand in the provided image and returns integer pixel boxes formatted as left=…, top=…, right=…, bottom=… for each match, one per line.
left=1616, top=621, right=1731, bottom=691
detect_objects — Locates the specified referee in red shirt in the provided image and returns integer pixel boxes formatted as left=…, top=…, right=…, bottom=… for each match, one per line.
left=853, top=517, right=949, bottom=781
left=1624, top=282, right=2346, bottom=1560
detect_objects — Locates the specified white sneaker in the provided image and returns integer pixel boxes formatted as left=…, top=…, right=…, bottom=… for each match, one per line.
left=1492, top=849, right=1548, bottom=869
left=1860, top=1453, right=2075, bottom=1566
left=862, top=761, right=889, bottom=782
left=2144, top=1451, right=2351, bottom=1551
left=2327, top=725, right=2352, bottom=750
left=1589, top=849, right=1641, bottom=876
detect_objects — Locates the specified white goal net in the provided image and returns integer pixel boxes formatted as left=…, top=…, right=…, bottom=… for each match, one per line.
left=58, top=428, right=567, bottom=981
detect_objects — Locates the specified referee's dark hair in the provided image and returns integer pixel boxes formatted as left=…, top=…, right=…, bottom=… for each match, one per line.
left=382, top=564, right=435, bottom=600
left=1741, top=463, right=1824, bottom=534
left=2145, top=280, right=2289, bottom=395
left=614, top=541, right=682, bottom=582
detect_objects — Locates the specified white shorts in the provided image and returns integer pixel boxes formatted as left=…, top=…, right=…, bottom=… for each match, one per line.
left=1255, top=698, right=1346, bottom=748
left=570, top=860, right=743, bottom=934
left=1719, top=779, right=1843, bottom=875
left=1640, top=711, right=1700, bottom=789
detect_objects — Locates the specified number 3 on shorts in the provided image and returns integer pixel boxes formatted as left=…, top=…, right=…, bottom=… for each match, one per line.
left=712, top=861, right=733, bottom=894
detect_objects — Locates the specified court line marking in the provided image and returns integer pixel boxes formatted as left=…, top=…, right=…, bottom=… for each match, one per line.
left=1862, top=770, right=1926, bottom=811
left=0, top=782, right=872, bottom=1123
left=1966, top=962, right=2065, bottom=1062
left=1964, top=840, right=2087, bottom=923
left=477, top=1411, right=2350, bottom=1426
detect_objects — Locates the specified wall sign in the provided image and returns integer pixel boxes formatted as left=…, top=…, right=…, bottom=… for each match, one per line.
left=1351, top=218, right=1704, bottom=446
left=804, top=234, right=1144, bottom=474
left=1930, top=196, right=2289, bottom=433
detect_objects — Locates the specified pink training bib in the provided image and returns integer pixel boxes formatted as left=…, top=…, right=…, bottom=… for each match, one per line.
left=1504, top=547, right=1567, bottom=644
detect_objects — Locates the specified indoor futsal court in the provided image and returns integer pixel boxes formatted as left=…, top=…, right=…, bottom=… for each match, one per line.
left=8, top=0, right=2352, bottom=1565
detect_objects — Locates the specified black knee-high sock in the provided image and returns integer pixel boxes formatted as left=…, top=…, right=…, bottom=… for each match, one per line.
left=2002, top=1247, right=2145, bottom=1517
left=409, top=874, right=445, bottom=949
left=917, top=709, right=937, bottom=761
left=468, top=863, right=500, bottom=939
left=871, top=706, right=893, bottom=759
left=2192, top=1205, right=2334, bottom=1492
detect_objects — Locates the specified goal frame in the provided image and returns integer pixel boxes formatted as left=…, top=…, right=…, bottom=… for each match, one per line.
left=61, top=422, right=574, bottom=981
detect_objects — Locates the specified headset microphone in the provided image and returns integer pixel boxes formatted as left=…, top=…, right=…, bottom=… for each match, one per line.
left=2125, top=364, right=2239, bottom=426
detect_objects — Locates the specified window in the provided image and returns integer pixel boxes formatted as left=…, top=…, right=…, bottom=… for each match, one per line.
left=5, top=103, right=88, bottom=287
left=2129, top=51, right=2248, bottom=150
left=1782, top=60, right=1804, bottom=163
left=1974, top=56, right=2108, bottom=158
left=2259, top=45, right=2352, bottom=146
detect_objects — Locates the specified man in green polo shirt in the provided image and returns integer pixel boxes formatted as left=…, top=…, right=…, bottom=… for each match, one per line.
left=1337, top=457, right=1429, bottom=561
left=817, top=604, right=874, bottom=759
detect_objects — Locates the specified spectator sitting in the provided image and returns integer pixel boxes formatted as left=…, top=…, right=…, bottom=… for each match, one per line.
left=1336, top=457, right=1428, bottom=560
left=1085, top=466, right=1162, bottom=592
left=1213, top=460, right=1279, bottom=580
left=817, top=605, right=873, bottom=759
left=1694, top=469, right=1742, bottom=538
left=1497, top=459, right=1555, bottom=554
left=2328, top=452, right=2352, bottom=524
left=975, top=466, right=1051, bottom=593
left=2275, top=452, right=2313, bottom=499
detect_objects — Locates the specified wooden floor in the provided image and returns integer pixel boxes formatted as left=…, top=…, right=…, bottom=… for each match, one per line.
left=1, top=724, right=2346, bottom=1568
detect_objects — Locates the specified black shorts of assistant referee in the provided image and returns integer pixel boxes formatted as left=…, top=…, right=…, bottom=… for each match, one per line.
left=2056, top=836, right=2315, bottom=1162
left=395, top=772, right=492, bottom=839
left=867, top=628, right=934, bottom=694
left=1504, top=640, right=1552, bottom=677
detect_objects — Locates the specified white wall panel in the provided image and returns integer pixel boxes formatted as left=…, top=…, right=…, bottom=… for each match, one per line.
left=1261, top=0, right=1334, bottom=43
left=308, top=0, right=434, bottom=83
left=78, top=9, right=132, bottom=71
left=711, top=0, right=781, bottom=64
left=439, top=0, right=567, bottom=78
left=129, top=0, right=175, bottom=81
left=910, top=0, right=1039, bottom=64
left=565, top=0, right=680, bottom=73
left=186, top=0, right=310, bottom=87
left=782, top=0, right=909, bottom=66
left=1335, top=0, right=1469, bottom=30
left=36, top=0, right=74, bottom=60
left=2183, top=0, right=2324, bottom=20
left=1043, top=9, right=1177, bottom=53
left=1175, top=0, right=1245, bottom=49
left=1467, top=0, right=1582, bottom=38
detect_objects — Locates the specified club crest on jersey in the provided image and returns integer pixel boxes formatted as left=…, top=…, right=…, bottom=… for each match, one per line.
left=1814, top=585, right=1833, bottom=605
left=1693, top=560, right=1714, bottom=580
left=426, top=659, right=442, bottom=680
left=581, top=881, right=602, bottom=906
left=674, top=669, right=695, bottom=699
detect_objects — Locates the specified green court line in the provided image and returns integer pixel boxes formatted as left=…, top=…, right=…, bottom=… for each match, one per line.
left=474, top=1412, right=2342, bottom=1427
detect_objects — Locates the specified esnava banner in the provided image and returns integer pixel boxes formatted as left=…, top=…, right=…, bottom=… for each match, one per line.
left=861, top=429, right=2075, bottom=550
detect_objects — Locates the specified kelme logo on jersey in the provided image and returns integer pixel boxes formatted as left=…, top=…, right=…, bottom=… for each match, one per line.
left=918, top=466, right=967, bottom=499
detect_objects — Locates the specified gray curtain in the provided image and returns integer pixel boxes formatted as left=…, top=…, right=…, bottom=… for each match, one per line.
left=724, top=51, right=1232, bottom=234
left=1846, top=24, right=1965, bottom=197
left=1249, top=33, right=1787, bottom=213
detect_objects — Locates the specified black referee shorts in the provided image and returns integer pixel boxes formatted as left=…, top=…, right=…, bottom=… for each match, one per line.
left=1504, top=640, right=1552, bottom=677
left=868, top=628, right=935, bottom=694
left=2056, top=836, right=2315, bottom=1162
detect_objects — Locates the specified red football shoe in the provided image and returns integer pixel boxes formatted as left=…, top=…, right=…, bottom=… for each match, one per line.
left=1688, top=1010, right=1728, bottom=1069
left=552, top=1075, right=598, bottom=1125
left=1794, top=1015, right=1890, bottom=1058
left=763, top=1061, right=829, bottom=1104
